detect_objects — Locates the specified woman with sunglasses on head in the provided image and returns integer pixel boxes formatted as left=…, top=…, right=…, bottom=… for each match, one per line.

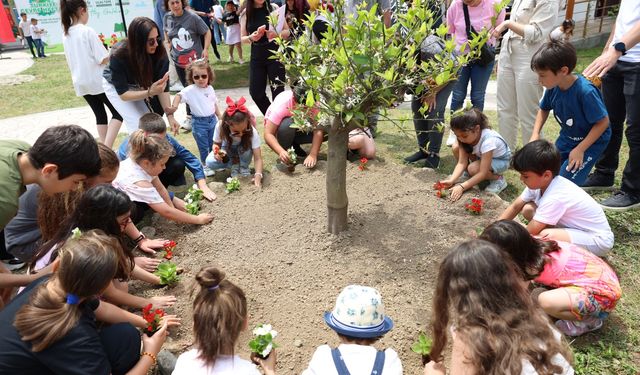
left=60, top=0, right=123, bottom=148
left=205, top=96, right=264, bottom=187
left=163, top=0, right=212, bottom=130
left=102, top=17, right=180, bottom=135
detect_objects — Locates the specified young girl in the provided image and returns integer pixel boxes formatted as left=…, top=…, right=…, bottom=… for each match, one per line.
left=424, top=240, right=574, bottom=375
left=222, top=1, right=243, bottom=64
left=0, top=230, right=179, bottom=374
left=172, top=266, right=276, bottom=374
left=170, top=59, right=223, bottom=176
left=550, top=19, right=575, bottom=42
left=114, top=130, right=214, bottom=225
left=30, top=184, right=177, bottom=309
left=480, top=220, right=621, bottom=337
left=205, top=96, right=264, bottom=187
left=438, top=108, right=511, bottom=201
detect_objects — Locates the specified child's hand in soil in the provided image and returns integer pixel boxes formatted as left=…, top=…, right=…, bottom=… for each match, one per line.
left=197, top=213, right=214, bottom=224
left=148, top=295, right=177, bottom=308
left=201, top=186, right=217, bottom=201
left=423, top=360, right=446, bottom=375
left=303, top=154, right=317, bottom=168
left=438, top=179, right=454, bottom=189
left=134, top=256, right=162, bottom=273
left=448, top=184, right=464, bottom=202
left=138, top=238, right=168, bottom=254
left=251, top=349, right=277, bottom=375
left=253, top=174, right=263, bottom=188
left=278, top=149, right=291, bottom=164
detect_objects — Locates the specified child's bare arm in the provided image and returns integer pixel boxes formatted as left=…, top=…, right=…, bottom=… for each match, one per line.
left=95, top=300, right=147, bottom=328
left=526, top=219, right=547, bottom=235
left=149, top=178, right=174, bottom=207
left=442, top=148, right=470, bottom=187
left=567, top=116, right=609, bottom=173
left=148, top=201, right=214, bottom=225
left=131, top=264, right=161, bottom=285
left=529, top=109, right=549, bottom=142
left=498, top=196, right=527, bottom=221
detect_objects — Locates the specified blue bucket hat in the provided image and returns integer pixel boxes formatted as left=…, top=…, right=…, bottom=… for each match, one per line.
left=324, top=285, right=394, bottom=339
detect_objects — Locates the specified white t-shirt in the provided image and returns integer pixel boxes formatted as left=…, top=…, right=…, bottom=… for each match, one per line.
left=213, top=5, right=224, bottom=19
left=179, top=84, right=218, bottom=117
left=29, top=24, right=42, bottom=40
left=112, top=158, right=164, bottom=204
left=301, top=344, right=403, bottom=375
left=520, top=176, right=612, bottom=237
left=213, top=123, right=261, bottom=150
left=472, top=128, right=510, bottom=159
left=172, top=350, right=260, bottom=375
left=63, top=24, right=109, bottom=96
left=18, top=20, right=31, bottom=37
left=613, top=0, right=640, bottom=63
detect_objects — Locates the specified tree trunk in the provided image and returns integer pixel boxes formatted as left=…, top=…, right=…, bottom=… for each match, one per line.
left=326, top=118, right=350, bottom=234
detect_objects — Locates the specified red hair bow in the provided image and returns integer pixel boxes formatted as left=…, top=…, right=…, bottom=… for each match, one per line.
left=226, top=96, right=248, bottom=116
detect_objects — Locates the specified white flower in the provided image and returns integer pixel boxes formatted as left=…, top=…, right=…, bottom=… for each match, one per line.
left=192, top=184, right=198, bottom=190
left=226, top=177, right=233, bottom=183
left=261, top=343, right=273, bottom=357
left=270, top=330, right=278, bottom=339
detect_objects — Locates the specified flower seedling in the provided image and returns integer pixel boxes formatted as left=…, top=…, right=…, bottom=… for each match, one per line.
left=249, top=324, right=279, bottom=359
left=433, top=182, right=448, bottom=199
left=160, top=240, right=176, bottom=260
left=184, top=184, right=204, bottom=215
left=225, top=177, right=240, bottom=194
left=465, top=197, right=483, bottom=215
left=358, top=157, right=369, bottom=171
left=411, top=332, right=433, bottom=365
left=287, top=147, right=298, bottom=165
left=142, top=304, right=165, bottom=336
left=154, top=262, right=180, bottom=286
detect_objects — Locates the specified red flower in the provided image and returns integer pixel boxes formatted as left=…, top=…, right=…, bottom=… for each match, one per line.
left=464, top=198, right=483, bottom=215
left=358, top=165, right=364, bottom=171
left=141, top=305, right=166, bottom=335
left=360, top=157, right=368, bottom=164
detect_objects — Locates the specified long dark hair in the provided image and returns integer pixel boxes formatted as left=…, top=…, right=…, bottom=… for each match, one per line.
left=113, top=17, right=166, bottom=89
left=60, top=0, right=87, bottom=35
left=286, top=0, right=310, bottom=22
left=31, top=184, right=134, bottom=281
left=430, top=240, right=572, bottom=374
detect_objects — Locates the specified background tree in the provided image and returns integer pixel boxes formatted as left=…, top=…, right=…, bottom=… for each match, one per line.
left=273, top=0, right=495, bottom=234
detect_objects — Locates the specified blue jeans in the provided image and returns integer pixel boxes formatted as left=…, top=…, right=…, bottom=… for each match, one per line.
left=411, top=81, right=455, bottom=154
left=450, top=61, right=495, bottom=112
left=33, top=38, right=45, bottom=57
left=213, top=21, right=225, bottom=45
left=192, top=115, right=216, bottom=163
left=205, top=144, right=253, bottom=171
left=25, top=36, right=36, bottom=58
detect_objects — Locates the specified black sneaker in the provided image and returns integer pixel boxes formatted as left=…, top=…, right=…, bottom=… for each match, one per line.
left=1, top=257, right=25, bottom=271
left=424, top=153, right=440, bottom=169
left=600, top=191, right=640, bottom=211
left=292, top=143, right=307, bottom=157
left=404, top=150, right=427, bottom=164
left=582, top=173, right=615, bottom=191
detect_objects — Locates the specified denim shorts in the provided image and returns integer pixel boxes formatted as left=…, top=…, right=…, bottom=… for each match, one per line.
left=491, top=157, right=510, bottom=174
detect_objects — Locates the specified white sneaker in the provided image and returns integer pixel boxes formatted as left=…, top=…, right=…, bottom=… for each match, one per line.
left=169, top=82, right=184, bottom=91
left=181, top=116, right=192, bottom=131
left=446, top=130, right=457, bottom=147
left=485, top=176, right=508, bottom=194
left=203, top=166, right=215, bottom=177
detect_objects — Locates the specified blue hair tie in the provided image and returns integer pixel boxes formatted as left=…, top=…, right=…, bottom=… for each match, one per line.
left=208, top=285, right=219, bottom=291
left=66, top=293, right=80, bottom=305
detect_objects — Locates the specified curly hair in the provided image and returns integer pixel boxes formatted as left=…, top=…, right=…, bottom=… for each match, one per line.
left=430, top=240, right=572, bottom=374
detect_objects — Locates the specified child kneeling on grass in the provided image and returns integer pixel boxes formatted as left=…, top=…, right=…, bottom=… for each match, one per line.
left=437, top=108, right=511, bottom=201
left=481, top=220, right=621, bottom=337
left=172, top=266, right=275, bottom=375
left=205, top=97, right=265, bottom=187
left=302, top=285, right=402, bottom=375
left=529, top=40, right=610, bottom=187
left=113, top=130, right=214, bottom=225
left=498, top=140, right=614, bottom=256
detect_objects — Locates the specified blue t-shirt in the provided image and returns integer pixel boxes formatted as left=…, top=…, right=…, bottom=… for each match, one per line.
left=539, top=75, right=610, bottom=149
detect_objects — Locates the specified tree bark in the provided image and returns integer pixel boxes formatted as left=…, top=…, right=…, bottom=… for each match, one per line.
left=326, top=117, right=350, bottom=234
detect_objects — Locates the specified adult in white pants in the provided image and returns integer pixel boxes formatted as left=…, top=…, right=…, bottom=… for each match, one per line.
left=102, top=17, right=179, bottom=135
left=492, top=0, right=559, bottom=151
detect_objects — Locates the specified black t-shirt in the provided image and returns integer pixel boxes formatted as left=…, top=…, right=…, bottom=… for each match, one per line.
left=222, top=10, right=239, bottom=26
left=0, top=277, right=110, bottom=375
left=103, top=42, right=170, bottom=95
left=246, top=5, right=270, bottom=44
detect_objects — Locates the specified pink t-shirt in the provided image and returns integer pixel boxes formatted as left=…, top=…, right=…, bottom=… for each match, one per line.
left=446, top=0, right=506, bottom=50
left=264, top=90, right=319, bottom=127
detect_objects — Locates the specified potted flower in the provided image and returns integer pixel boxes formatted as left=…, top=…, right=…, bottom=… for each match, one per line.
left=184, top=184, right=204, bottom=214
left=142, top=303, right=165, bottom=336
left=433, top=182, right=448, bottom=199
left=465, top=197, right=484, bottom=215
left=225, top=177, right=240, bottom=193
left=411, top=332, right=432, bottom=365
left=160, top=240, right=176, bottom=260
left=154, top=262, right=180, bottom=286
left=249, top=323, right=278, bottom=359
left=358, top=157, right=368, bottom=171
left=286, top=147, right=297, bottom=172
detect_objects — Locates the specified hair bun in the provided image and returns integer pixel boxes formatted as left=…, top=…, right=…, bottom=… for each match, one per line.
left=195, top=267, right=225, bottom=290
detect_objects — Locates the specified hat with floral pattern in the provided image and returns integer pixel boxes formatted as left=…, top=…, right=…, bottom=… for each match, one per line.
left=323, top=285, right=394, bottom=338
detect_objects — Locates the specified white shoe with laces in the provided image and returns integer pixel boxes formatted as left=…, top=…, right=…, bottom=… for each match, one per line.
left=485, top=176, right=508, bottom=194
left=181, top=116, right=192, bottom=131
left=203, top=166, right=215, bottom=177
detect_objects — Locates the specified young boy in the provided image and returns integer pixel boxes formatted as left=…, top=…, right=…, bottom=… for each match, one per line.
left=17, top=12, right=37, bottom=59
left=302, top=285, right=402, bottom=375
left=498, top=140, right=614, bottom=256
left=117, top=113, right=216, bottom=201
left=29, top=18, right=46, bottom=58
left=0, top=125, right=100, bottom=303
left=528, top=40, right=610, bottom=187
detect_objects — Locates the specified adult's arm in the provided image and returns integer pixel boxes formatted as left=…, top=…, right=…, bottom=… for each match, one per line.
left=584, top=20, right=640, bottom=77
left=492, top=0, right=558, bottom=44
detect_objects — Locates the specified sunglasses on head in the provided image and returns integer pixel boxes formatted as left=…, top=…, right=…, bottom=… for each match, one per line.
left=193, top=74, right=208, bottom=80
left=147, top=36, right=161, bottom=47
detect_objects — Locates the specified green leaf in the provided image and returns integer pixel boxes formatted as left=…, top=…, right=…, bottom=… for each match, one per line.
left=306, top=90, right=315, bottom=107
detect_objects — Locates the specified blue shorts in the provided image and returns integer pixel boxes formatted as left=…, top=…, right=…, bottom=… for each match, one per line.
left=491, top=157, right=510, bottom=174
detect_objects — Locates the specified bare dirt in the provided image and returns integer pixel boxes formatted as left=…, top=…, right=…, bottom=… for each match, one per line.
left=132, top=159, right=509, bottom=374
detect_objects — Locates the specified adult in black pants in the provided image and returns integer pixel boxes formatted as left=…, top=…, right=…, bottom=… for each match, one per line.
left=240, top=0, right=288, bottom=115
left=582, top=5, right=640, bottom=211
left=189, top=0, right=222, bottom=60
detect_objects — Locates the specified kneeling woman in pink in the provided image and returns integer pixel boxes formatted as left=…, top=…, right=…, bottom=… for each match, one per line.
left=481, top=219, right=621, bottom=337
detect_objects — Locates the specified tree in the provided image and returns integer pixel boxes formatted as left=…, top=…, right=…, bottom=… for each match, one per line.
left=273, top=0, right=492, bottom=234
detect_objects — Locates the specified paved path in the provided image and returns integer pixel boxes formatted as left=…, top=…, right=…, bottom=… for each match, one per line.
left=0, top=50, right=498, bottom=143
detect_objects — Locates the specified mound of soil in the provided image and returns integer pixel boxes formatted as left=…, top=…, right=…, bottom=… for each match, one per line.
left=132, top=159, right=509, bottom=373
